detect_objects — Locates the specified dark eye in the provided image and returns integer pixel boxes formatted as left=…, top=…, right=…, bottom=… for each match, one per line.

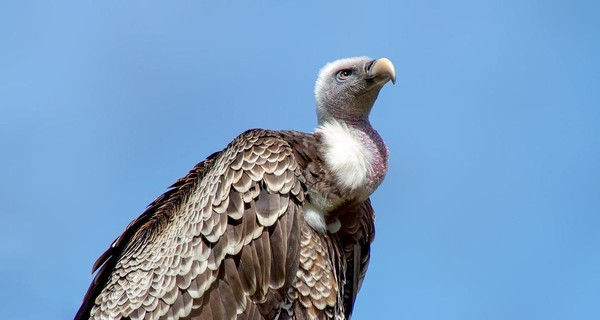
left=336, top=69, right=352, bottom=81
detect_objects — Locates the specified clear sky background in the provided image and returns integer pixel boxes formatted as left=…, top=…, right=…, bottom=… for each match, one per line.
left=1, top=1, right=599, bottom=319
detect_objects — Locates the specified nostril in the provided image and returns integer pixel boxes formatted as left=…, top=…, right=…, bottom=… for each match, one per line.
left=365, top=60, right=376, bottom=73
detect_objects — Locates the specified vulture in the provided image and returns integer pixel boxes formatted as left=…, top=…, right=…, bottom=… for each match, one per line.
left=75, top=56, right=396, bottom=320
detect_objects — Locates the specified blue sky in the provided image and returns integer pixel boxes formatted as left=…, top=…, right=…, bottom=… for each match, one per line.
left=1, top=1, right=599, bottom=319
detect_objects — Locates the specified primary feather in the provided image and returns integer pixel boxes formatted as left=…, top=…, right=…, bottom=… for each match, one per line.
left=75, top=56, right=395, bottom=320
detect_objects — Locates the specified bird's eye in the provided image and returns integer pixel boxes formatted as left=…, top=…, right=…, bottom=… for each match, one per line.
left=336, top=69, right=352, bottom=81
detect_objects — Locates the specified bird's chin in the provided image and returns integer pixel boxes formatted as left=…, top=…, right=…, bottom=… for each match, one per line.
left=366, top=76, right=394, bottom=88
left=360, top=78, right=391, bottom=95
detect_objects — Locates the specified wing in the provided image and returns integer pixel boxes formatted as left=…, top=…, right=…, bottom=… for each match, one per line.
left=75, top=129, right=306, bottom=320
left=336, top=200, right=376, bottom=319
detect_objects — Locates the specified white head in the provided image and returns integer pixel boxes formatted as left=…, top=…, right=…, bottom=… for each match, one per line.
left=314, top=57, right=396, bottom=125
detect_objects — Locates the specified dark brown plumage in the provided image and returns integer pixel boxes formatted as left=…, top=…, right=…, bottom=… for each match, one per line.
left=75, top=57, right=395, bottom=320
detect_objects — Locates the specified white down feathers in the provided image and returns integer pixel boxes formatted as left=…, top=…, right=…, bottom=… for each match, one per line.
left=316, top=120, right=374, bottom=192
left=302, top=120, right=374, bottom=234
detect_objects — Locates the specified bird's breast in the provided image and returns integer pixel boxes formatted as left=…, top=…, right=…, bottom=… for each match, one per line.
left=316, top=120, right=387, bottom=201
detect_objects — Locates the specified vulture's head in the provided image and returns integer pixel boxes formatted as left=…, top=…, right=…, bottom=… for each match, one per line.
left=315, top=56, right=396, bottom=125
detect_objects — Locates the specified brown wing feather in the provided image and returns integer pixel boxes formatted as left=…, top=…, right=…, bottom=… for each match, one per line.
left=75, top=129, right=306, bottom=320
left=75, top=151, right=220, bottom=320
left=336, top=199, right=376, bottom=319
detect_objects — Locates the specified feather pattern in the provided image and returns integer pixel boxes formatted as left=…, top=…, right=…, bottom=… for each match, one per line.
left=75, top=130, right=376, bottom=320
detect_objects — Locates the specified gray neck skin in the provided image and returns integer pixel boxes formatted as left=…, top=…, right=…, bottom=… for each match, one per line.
left=316, top=87, right=382, bottom=129
left=316, top=87, right=389, bottom=195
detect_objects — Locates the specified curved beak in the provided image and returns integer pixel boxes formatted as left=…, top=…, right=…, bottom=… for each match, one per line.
left=366, top=58, right=396, bottom=85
